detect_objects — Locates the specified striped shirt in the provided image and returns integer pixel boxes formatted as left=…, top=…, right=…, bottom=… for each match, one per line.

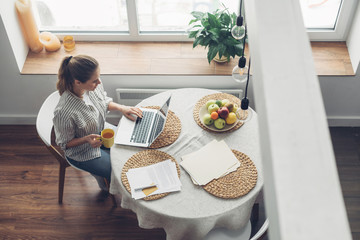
left=53, top=83, right=113, bottom=162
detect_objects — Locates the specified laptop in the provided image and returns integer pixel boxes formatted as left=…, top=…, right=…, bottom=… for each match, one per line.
left=114, top=95, right=172, bottom=147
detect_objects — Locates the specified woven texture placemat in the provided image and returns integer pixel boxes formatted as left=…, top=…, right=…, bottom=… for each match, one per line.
left=203, top=150, right=258, bottom=199
left=142, top=106, right=181, bottom=149
left=121, top=149, right=180, bottom=201
left=193, top=93, right=244, bottom=133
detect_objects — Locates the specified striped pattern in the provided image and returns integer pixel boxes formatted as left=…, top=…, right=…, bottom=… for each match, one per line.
left=53, top=83, right=112, bottom=162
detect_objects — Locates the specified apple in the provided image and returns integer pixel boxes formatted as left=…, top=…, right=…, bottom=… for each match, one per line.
left=208, top=104, right=219, bottom=114
left=232, top=103, right=239, bottom=113
left=203, top=113, right=214, bottom=126
left=206, top=100, right=216, bottom=108
left=215, top=100, right=222, bottom=108
left=214, top=118, right=226, bottom=129
left=225, top=103, right=234, bottom=112
left=221, top=99, right=230, bottom=107
left=226, top=112, right=237, bottom=124
left=218, top=107, right=229, bottom=119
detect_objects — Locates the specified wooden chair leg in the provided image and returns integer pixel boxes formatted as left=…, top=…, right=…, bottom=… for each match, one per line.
left=104, top=178, right=117, bottom=207
left=58, top=165, right=66, bottom=204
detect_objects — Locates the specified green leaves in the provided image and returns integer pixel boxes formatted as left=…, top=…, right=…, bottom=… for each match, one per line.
left=191, top=11, right=205, bottom=20
left=208, top=29, right=220, bottom=41
left=201, top=17, right=210, bottom=29
left=188, top=30, right=199, bottom=39
left=224, top=36, right=240, bottom=46
left=207, top=44, right=219, bottom=64
left=218, top=43, right=227, bottom=59
left=207, top=13, right=220, bottom=28
left=193, top=36, right=204, bottom=48
left=220, top=13, right=231, bottom=26
left=231, top=13, right=238, bottom=25
left=234, top=43, right=244, bottom=56
left=187, top=6, right=244, bottom=64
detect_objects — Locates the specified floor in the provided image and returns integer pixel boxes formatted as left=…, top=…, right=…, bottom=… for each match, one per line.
left=0, top=125, right=358, bottom=239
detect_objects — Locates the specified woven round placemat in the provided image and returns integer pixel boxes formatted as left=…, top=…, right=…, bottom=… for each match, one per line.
left=142, top=106, right=181, bottom=149
left=203, top=150, right=258, bottom=199
left=193, top=93, right=245, bottom=133
left=121, top=149, right=180, bottom=201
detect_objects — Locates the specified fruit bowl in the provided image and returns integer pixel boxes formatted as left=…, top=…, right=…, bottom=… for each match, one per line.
left=199, top=105, right=238, bottom=132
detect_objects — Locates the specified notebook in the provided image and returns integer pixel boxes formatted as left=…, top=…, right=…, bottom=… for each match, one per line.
left=114, top=95, right=171, bottom=147
left=180, top=140, right=240, bottom=185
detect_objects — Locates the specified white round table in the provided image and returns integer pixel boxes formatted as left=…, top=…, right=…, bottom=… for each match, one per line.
left=110, top=88, right=263, bottom=240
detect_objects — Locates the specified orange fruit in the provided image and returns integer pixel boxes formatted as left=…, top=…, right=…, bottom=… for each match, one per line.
left=210, top=111, right=219, bottom=120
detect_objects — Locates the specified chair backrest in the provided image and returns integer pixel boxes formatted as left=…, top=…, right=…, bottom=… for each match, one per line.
left=36, top=91, right=86, bottom=171
left=249, top=219, right=268, bottom=240
left=36, top=91, right=60, bottom=146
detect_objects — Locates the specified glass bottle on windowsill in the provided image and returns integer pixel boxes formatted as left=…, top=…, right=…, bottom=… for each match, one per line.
left=63, top=36, right=75, bottom=52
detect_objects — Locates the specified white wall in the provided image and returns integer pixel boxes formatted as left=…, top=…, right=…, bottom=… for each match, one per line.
left=347, top=1, right=360, bottom=73
left=0, top=0, right=29, bottom=71
left=245, top=0, right=352, bottom=238
left=0, top=3, right=360, bottom=126
left=319, top=68, right=360, bottom=126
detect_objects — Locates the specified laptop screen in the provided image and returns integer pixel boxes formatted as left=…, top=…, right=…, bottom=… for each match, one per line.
left=159, top=95, right=171, bottom=117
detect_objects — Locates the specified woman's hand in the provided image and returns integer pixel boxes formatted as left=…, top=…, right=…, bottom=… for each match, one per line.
left=107, top=102, right=142, bottom=121
left=122, top=106, right=143, bottom=121
left=85, top=134, right=102, bottom=148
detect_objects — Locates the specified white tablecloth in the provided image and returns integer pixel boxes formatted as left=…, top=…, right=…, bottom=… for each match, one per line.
left=110, top=88, right=263, bottom=240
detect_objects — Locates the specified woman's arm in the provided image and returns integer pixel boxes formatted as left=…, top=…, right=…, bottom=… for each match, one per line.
left=66, top=134, right=102, bottom=149
left=108, top=102, right=142, bottom=121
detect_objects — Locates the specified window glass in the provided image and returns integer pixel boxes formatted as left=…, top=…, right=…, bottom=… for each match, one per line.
left=299, top=0, right=343, bottom=29
left=136, top=0, right=239, bottom=32
left=33, top=0, right=128, bottom=31
left=32, top=0, right=351, bottom=40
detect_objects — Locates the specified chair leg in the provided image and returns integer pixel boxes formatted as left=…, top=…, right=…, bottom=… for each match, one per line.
left=104, top=178, right=117, bottom=207
left=251, top=203, right=260, bottom=223
left=58, top=165, right=66, bottom=204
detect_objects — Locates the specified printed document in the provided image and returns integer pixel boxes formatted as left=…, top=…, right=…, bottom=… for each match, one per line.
left=126, top=159, right=181, bottom=200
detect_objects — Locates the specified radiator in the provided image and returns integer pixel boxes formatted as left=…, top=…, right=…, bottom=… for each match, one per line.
left=115, top=88, right=243, bottom=106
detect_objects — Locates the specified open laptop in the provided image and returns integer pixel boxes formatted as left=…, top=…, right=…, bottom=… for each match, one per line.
left=114, top=95, right=171, bottom=147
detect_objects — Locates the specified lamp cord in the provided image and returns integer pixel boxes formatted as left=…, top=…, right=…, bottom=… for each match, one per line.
left=244, top=58, right=251, bottom=99
left=239, top=0, right=243, bottom=21
left=242, top=26, right=246, bottom=57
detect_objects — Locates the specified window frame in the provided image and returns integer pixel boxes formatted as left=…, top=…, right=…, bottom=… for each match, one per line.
left=306, top=0, right=358, bottom=41
left=38, top=0, right=358, bottom=42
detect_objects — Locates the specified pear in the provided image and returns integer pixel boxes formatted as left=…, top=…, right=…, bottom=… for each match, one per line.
left=225, top=102, right=234, bottom=112
left=221, top=99, right=230, bottom=107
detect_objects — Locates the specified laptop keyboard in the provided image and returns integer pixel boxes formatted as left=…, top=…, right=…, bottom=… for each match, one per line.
left=130, top=111, right=155, bottom=143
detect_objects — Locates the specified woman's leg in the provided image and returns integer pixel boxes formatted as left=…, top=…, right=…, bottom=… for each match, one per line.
left=67, top=148, right=111, bottom=182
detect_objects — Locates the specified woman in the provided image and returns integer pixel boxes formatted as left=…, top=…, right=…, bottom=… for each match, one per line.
left=53, top=55, right=142, bottom=188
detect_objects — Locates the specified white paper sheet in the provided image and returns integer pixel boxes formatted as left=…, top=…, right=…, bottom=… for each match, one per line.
left=180, top=140, right=240, bottom=185
left=126, top=160, right=181, bottom=200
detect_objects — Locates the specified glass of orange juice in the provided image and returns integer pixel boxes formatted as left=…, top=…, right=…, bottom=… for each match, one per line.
left=63, top=35, right=75, bottom=52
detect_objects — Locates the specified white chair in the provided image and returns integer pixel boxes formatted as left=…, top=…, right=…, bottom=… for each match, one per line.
left=36, top=91, right=116, bottom=206
left=205, top=219, right=268, bottom=240
left=250, top=219, right=269, bottom=240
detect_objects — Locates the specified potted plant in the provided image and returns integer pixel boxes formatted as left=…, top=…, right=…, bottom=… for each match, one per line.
left=187, top=6, right=243, bottom=64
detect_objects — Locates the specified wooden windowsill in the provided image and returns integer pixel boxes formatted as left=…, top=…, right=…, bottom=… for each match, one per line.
left=21, top=41, right=354, bottom=76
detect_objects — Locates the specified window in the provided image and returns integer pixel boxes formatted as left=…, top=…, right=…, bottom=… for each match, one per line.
left=299, top=0, right=342, bottom=29
left=32, top=0, right=356, bottom=41
left=32, top=0, right=239, bottom=41
left=33, top=0, right=128, bottom=32
left=299, top=0, right=357, bottom=40
left=136, top=0, right=238, bottom=32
